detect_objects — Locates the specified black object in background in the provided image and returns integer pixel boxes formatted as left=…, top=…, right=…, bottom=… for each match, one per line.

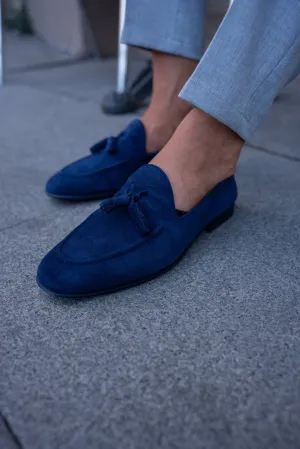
left=101, top=61, right=153, bottom=115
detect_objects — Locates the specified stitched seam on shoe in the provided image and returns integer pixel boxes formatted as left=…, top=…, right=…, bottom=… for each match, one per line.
left=57, top=225, right=164, bottom=264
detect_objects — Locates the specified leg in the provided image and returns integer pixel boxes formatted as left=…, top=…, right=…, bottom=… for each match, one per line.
left=46, top=0, right=208, bottom=200
left=122, top=0, right=207, bottom=151
left=152, top=0, right=300, bottom=211
left=37, top=0, right=300, bottom=296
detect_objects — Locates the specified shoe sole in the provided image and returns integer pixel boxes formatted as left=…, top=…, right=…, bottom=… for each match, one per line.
left=46, top=190, right=116, bottom=201
left=37, top=205, right=235, bottom=298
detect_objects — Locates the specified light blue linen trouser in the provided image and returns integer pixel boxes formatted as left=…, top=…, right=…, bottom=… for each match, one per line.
left=122, top=0, right=300, bottom=141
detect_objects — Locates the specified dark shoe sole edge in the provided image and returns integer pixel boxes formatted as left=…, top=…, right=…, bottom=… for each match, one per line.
left=46, top=190, right=116, bottom=201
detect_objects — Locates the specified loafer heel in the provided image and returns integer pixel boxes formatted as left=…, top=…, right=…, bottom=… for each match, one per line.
left=205, top=205, right=235, bottom=233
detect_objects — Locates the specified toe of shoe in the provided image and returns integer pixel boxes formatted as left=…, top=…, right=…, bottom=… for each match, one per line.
left=46, top=170, right=115, bottom=200
left=46, top=171, right=72, bottom=198
left=46, top=172, right=94, bottom=199
left=37, top=248, right=85, bottom=297
left=37, top=246, right=109, bottom=297
left=37, top=249, right=72, bottom=296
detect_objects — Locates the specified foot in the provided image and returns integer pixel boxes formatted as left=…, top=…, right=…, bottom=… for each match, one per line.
left=45, top=100, right=193, bottom=202
left=37, top=165, right=237, bottom=297
left=46, top=52, right=197, bottom=201
left=151, top=108, right=244, bottom=212
left=45, top=120, right=155, bottom=201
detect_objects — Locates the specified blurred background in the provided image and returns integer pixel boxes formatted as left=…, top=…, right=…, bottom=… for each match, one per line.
left=3, top=0, right=228, bottom=57
left=2, top=0, right=229, bottom=113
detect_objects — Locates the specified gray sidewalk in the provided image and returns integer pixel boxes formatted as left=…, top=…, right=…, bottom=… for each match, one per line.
left=1, top=37, right=300, bottom=449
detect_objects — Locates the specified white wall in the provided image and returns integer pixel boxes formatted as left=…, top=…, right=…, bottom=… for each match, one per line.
left=27, top=0, right=89, bottom=56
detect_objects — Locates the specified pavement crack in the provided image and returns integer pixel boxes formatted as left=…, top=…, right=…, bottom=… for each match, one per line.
left=0, top=216, right=43, bottom=233
left=0, top=410, right=23, bottom=449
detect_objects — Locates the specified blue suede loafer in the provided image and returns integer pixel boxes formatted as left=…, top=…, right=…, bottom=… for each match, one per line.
left=37, top=165, right=237, bottom=297
left=46, top=120, right=154, bottom=200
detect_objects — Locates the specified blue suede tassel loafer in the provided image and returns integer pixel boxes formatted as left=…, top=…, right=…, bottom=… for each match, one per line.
left=46, top=120, right=154, bottom=200
left=37, top=165, right=237, bottom=297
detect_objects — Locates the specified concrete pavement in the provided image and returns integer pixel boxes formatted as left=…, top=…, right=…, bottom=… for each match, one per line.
left=1, top=36, right=300, bottom=449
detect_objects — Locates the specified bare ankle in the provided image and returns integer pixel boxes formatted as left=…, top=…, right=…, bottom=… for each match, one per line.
left=151, top=108, right=244, bottom=211
left=141, top=88, right=197, bottom=151
left=141, top=101, right=191, bottom=152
